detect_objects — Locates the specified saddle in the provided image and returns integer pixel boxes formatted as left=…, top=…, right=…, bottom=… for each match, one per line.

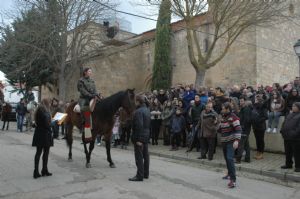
left=73, top=98, right=97, bottom=113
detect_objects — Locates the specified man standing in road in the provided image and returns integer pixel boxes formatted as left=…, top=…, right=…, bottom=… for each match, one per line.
left=129, top=95, right=151, bottom=182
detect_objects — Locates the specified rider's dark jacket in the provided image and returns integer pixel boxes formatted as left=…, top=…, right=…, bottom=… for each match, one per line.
left=77, top=76, right=97, bottom=111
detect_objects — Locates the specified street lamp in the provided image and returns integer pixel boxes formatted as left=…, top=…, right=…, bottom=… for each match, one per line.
left=293, top=39, right=300, bottom=76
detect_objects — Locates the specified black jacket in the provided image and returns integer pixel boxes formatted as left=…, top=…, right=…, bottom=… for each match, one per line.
left=280, top=112, right=300, bottom=140
left=251, top=103, right=268, bottom=131
left=238, top=105, right=252, bottom=135
left=32, top=106, right=53, bottom=147
left=131, top=104, right=151, bottom=143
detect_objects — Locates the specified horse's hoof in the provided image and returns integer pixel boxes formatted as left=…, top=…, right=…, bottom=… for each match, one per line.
left=110, top=164, right=116, bottom=168
left=86, top=163, right=92, bottom=168
left=68, top=158, right=73, bottom=162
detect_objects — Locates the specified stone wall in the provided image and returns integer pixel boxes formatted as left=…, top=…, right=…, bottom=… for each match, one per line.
left=255, top=2, right=300, bottom=86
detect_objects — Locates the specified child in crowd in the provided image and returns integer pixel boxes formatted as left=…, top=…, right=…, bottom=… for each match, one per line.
left=112, top=114, right=121, bottom=147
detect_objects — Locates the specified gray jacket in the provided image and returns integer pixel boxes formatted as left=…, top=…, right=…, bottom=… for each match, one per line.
left=131, top=104, right=151, bottom=143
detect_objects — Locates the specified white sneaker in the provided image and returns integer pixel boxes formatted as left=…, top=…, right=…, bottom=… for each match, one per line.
left=97, top=142, right=101, bottom=146
left=266, top=128, right=271, bottom=133
left=272, top=128, right=277, bottom=133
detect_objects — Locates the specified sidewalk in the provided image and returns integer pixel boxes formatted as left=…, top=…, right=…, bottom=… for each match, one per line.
left=72, top=131, right=300, bottom=183
left=142, top=143, right=300, bottom=183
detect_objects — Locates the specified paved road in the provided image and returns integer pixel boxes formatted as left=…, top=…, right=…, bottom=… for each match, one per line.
left=0, top=131, right=300, bottom=199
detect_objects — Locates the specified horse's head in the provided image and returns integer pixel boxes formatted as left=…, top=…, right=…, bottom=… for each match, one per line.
left=121, top=89, right=136, bottom=114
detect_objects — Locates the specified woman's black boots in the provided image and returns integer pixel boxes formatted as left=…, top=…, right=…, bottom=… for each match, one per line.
left=41, top=169, right=52, bottom=176
left=33, top=169, right=41, bottom=179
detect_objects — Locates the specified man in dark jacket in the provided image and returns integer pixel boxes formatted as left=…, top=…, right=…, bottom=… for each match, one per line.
left=251, top=95, right=268, bottom=160
left=280, top=102, right=300, bottom=172
left=129, top=95, right=151, bottom=181
left=16, top=98, right=27, bottom=132
left=187, top=94, right=205, bottom=152
left=236, top=97, right=252, bottom=163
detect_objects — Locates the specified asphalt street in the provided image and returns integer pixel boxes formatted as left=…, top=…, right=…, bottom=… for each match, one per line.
left=0, top=130, right=300, bottom=199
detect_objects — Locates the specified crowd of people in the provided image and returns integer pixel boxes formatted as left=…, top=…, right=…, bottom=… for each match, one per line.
left=2, top=70, right=300, bottom=188
left=134, top=79, right=300, bottom=185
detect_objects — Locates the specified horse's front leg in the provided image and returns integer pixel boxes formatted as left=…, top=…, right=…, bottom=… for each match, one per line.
left=105, top=139, right=116, bottom=168
left=66, top=124, right=73, bottom=161
left=82, top=139, right=91, bottom=168
left=87, top=140, right=95, bottom=167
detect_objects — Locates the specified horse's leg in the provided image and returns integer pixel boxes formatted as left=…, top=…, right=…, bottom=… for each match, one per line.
left=82, top=138, right=91, bottom=168
left=66, top=124, right=73, bottom=161
left=86, top=140, right=95, bottom=168
left=105, top=139, right=116, bottom=168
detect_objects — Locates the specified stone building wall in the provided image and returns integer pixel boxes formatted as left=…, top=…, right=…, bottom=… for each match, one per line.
left=205, top=29, right=257, bottom=88
left=48, top=3, right=300, bottom=99
left=169, top=26, right=257, bottom=88
left=255, top=0, right=300, bottom=86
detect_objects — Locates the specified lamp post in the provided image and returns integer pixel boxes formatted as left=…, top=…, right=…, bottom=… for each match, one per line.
left=293, top=39, right=300, bottom=76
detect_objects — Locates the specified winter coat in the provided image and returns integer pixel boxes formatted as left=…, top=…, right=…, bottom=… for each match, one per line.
left=285, top=95, right=300, bottom=114
left=182, top=91, right=195, bottom=107
left=32, top=106, right=53, bottom=147
left=270, top=98, right=285, bottom=113
left=218, top=112, right=242, bottom=143
left=131, top=104, right=151, bottom=143
left=77, top=77, right=97, bottom=111
left=1, top=103, right=12, bottom=121
left=199, top=110, right=219, bottom=138
left=16, top=103, right=27, bottom=116
left=157, top=94, right=168, bottom=105
left=200, top=95, right=208, bottom=106
left=251, top=103, right=268, bottom=131
left=280, top=112, right=300, bottom=140
left=191, top=103, right=205, bottom=125
left=161, top=107, right=174, bottom=126
left=238, top=105, right=252, bottom=135
left=170, top=114, right=186, bottom=134
left=214, top=95, right=228, bottom=114
left=150, top=104, right=162, bottom=120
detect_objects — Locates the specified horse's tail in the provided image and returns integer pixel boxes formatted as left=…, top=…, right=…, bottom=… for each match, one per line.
left=65, top=123, right=73, bottom=147
left=65, top=102, right=77, bottom=148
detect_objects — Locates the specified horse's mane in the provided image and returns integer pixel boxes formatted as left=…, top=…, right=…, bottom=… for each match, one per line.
left=93, top=90, right=126, bottom=120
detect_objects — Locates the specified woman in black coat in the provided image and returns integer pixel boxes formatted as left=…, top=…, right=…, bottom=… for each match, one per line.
left=251, top=95, right=268, bottom=160
left=32, top=98, right=54, bottom=179
left=280, top=102, right=300, bottom=172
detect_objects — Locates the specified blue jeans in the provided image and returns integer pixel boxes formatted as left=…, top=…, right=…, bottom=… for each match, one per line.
left=268, top=111, right=281, bottom=128
left=17, top=114, right=25, bottom=132
left=223, top=142, right=236, bottom=182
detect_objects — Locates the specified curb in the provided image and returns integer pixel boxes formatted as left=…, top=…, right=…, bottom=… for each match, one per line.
left=72, top=135, right=300, bottom=183
left=148, top=151, right=300, bottom=183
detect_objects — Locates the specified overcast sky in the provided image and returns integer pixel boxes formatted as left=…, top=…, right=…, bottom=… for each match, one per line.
left=0, top=0, right=158, bottom=79
left=0, top=0, right=158, bottom=34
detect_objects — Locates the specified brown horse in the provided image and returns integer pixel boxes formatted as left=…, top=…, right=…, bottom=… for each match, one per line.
left=65, top=89, right=135, bottom=168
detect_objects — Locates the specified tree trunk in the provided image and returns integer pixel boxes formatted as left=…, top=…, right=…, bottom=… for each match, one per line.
left=195, top=70, right=206, bottom=89
left=58, top=31, right=68, bottom=101
left=58, top=69, right=66, bottom=101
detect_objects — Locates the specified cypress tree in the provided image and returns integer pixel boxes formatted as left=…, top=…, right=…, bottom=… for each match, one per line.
left=151, top=0, right=172, bottom=90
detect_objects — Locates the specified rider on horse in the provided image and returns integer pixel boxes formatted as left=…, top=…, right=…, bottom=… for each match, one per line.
left=77, top=67, right=99, bottom=142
